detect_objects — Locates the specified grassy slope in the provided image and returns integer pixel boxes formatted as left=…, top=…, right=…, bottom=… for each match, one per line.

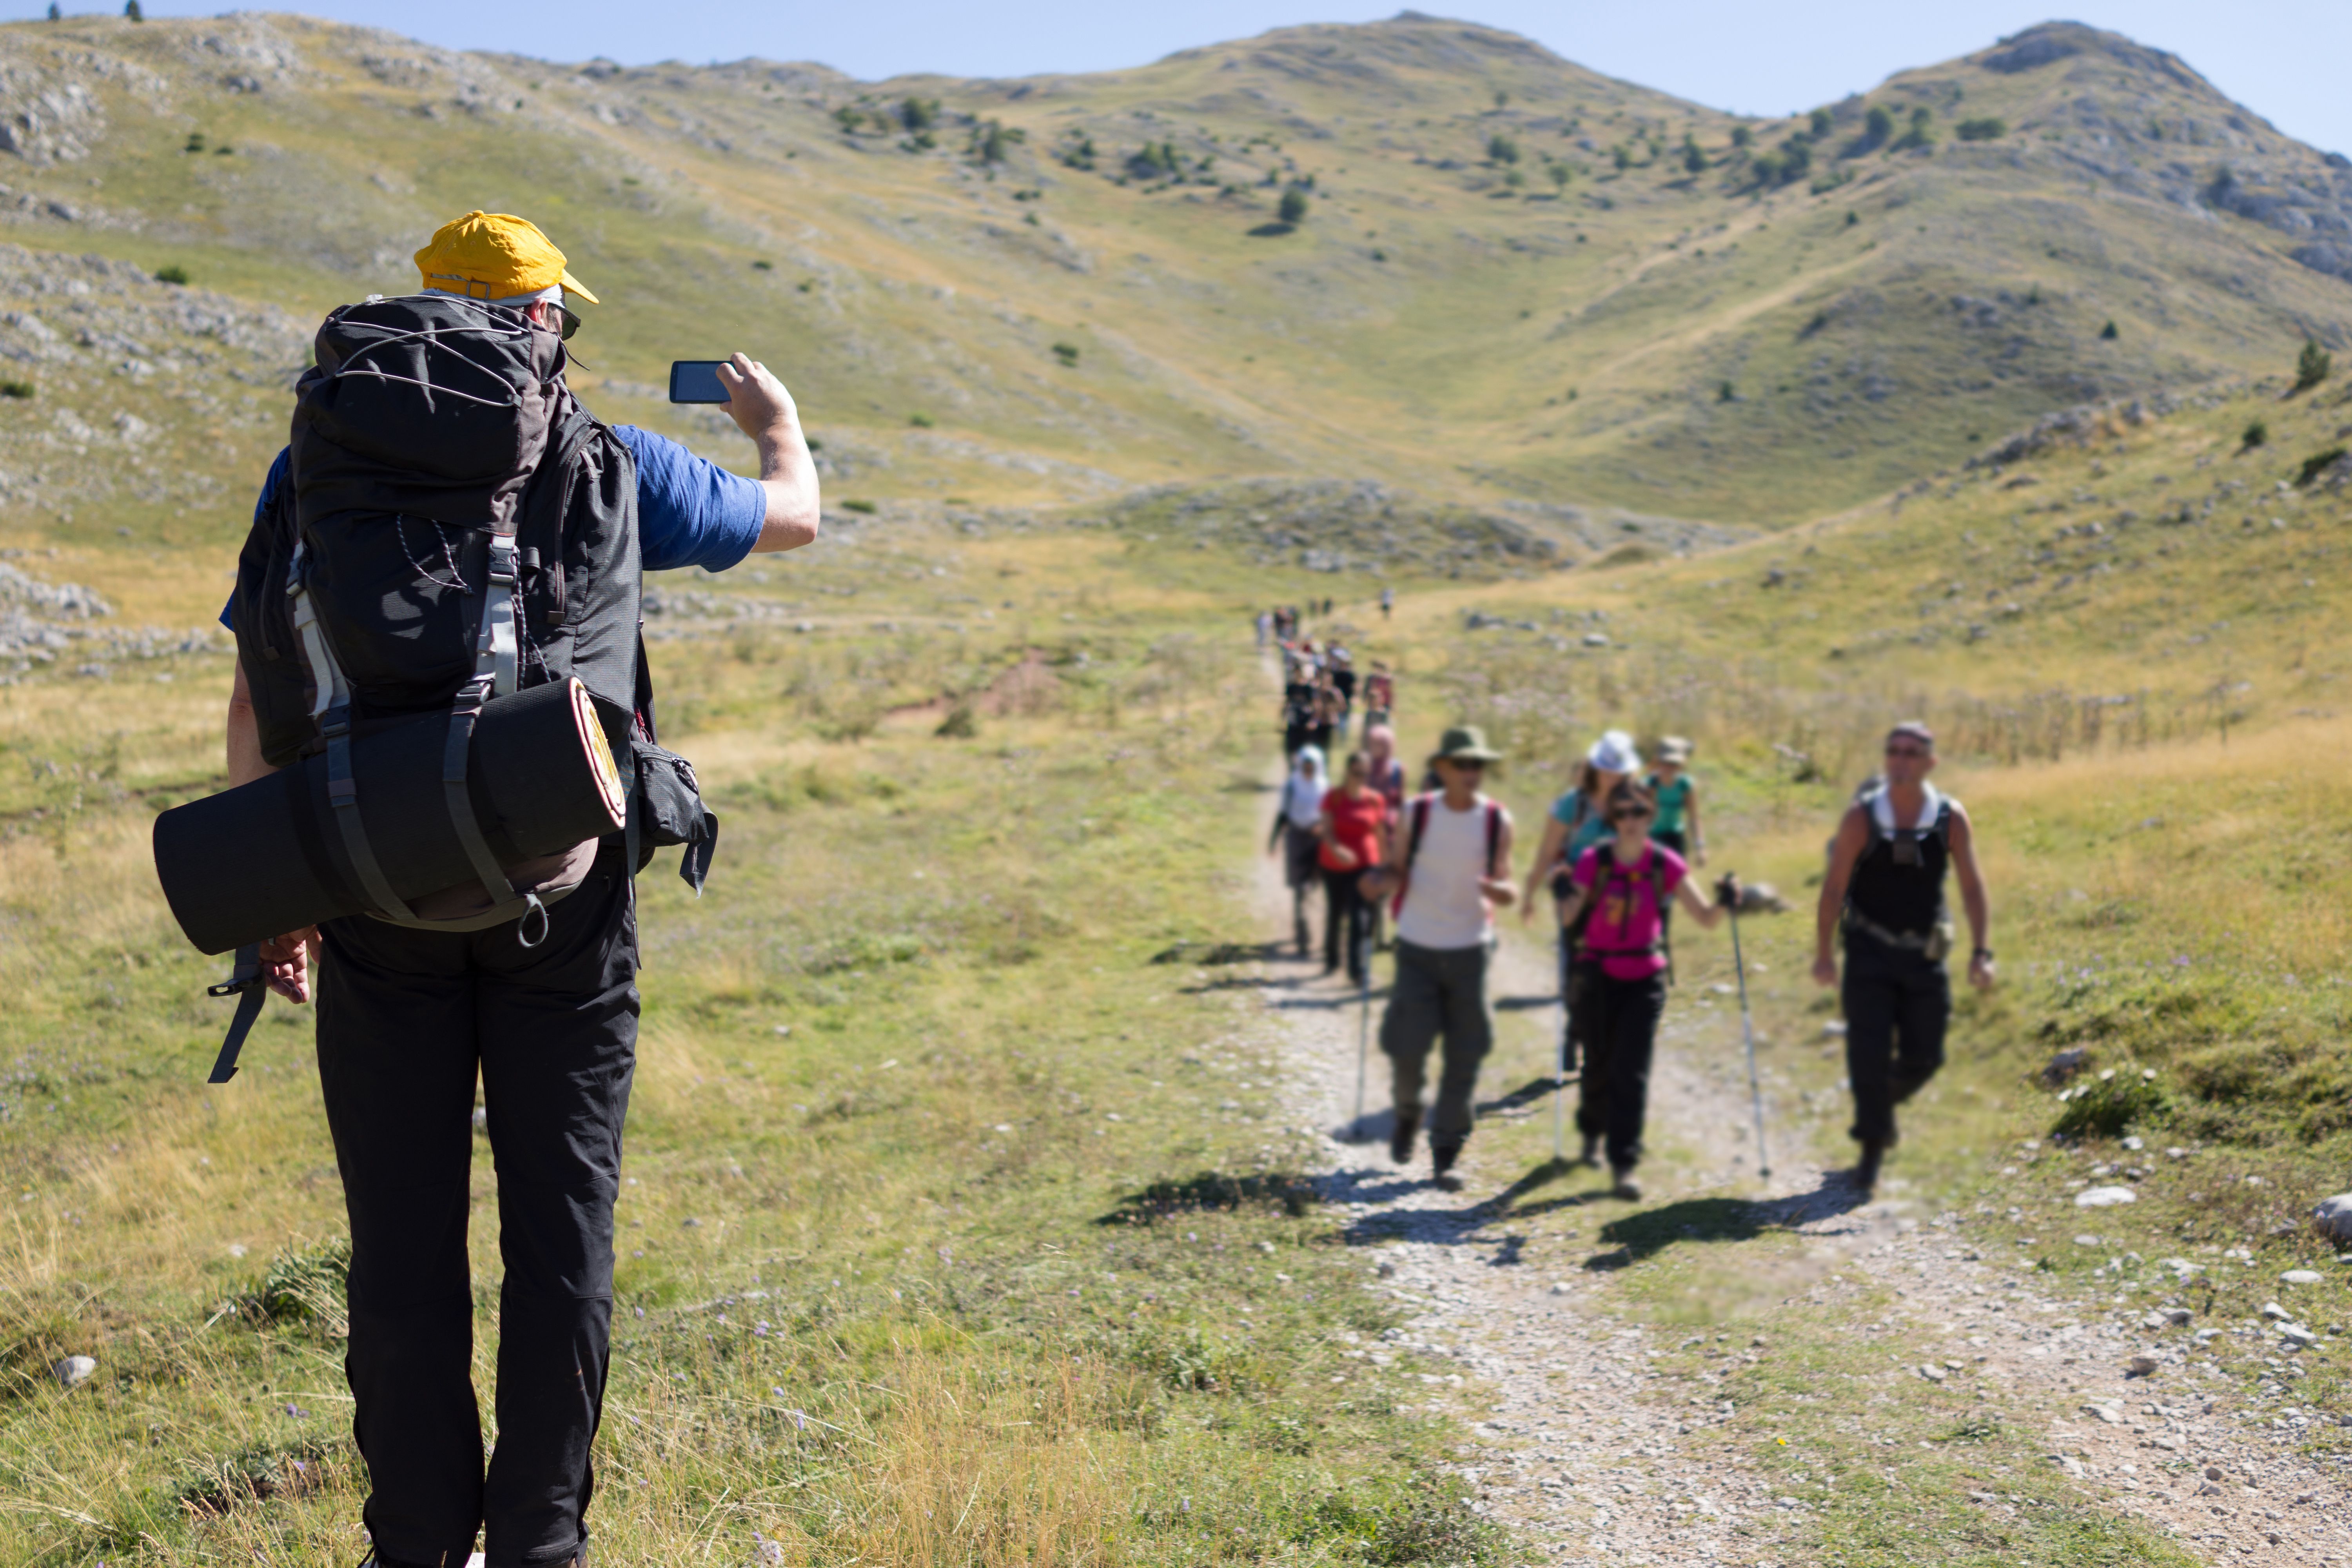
left=2, top=11, right=2349, bottom=1566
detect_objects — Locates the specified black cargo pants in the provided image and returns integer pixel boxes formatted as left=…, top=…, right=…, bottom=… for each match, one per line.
left=315, top=842, right=638, bottom=1568
left=1840, top=927, right=1949, bottom=1147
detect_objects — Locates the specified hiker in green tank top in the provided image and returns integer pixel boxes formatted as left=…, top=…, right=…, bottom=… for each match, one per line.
left=1645, top=736, right=1704, bottom=865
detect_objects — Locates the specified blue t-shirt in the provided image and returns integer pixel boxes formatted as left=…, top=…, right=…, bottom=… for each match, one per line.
left=220, top=424, right=766, bottom=628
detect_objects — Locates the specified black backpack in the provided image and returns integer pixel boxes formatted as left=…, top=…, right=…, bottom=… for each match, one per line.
left=228, top=293, right=715, bottom=937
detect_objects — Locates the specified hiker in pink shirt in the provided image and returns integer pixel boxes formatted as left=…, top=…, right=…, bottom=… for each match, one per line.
left=1555, top=779, right=1737, bottom=1200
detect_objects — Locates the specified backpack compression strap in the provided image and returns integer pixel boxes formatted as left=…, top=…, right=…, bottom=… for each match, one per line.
left=288, top=542, right=418, bottom=924
left=204, top=944, right=268, bottom=1083
left=439, top=525, right=549, bottom=947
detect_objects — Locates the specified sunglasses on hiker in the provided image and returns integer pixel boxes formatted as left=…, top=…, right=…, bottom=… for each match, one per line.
left=1613, top=806, right=1653, bottom=822
left=1884, top=744, right=1929, bottom=760
left=552, top=303, right=583, bottom=341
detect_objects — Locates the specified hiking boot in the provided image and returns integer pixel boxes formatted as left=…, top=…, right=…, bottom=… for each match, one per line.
left=1431, top=1140, right=1462, bottom=1178
left=1389, top=1109, right=1420, bottom=1165
left=1577, top=1134, right=1601, bottom=1169
left=1853, top=1139, right=1887, bottom=1197
left=1610, top=1166, right=1642, bottom=1201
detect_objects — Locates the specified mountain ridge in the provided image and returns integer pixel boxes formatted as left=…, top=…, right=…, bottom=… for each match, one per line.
left=0, top=10, right=2349, bottom=557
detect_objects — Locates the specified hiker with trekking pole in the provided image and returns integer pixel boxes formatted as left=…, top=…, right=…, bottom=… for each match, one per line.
left=1813, top=721, right=1994, bottom=1198
left=1363, top=726, right=1515, bottom=1183
left=1552, top=778, right=1739, bottom=1200
left=194, top=211, right=821, bottom=1568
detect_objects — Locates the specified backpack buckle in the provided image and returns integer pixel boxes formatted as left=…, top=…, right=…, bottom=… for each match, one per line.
left=487, top=537, right=518, bottom=587
left=318, top=704, right=351, bottom=740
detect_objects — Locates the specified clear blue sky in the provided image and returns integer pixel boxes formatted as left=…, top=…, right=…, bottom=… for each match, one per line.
left=31, top=2, right=2352, bottom=156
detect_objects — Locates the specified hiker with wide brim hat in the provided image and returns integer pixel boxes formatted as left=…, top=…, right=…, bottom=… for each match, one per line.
left=211, top=209, right=822, bottom=1568
left=1813, top=722, right=1996, bottom=1197
left=1366, top=724, right=1514, bottom=1183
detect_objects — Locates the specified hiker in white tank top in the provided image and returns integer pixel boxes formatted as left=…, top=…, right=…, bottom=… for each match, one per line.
left=1395, top=796, right=1499, bottom=950
left=1372, top=726, right=1515, bottom=1185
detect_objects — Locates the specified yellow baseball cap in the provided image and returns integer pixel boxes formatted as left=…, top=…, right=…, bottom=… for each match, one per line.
left=412, top=210, right=599, bottom=304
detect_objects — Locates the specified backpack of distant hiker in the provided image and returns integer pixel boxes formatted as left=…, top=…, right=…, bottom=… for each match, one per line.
left=1386, top=792, right=1501, bottom=917
left=228, top=293, right=717, bottom=939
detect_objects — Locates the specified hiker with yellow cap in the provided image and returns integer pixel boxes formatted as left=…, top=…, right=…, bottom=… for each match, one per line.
left=205, top=211, right=820, bottom=1568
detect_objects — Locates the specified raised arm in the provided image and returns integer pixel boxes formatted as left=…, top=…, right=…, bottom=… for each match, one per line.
left=716, top=353, right=821, bottom=554
left=1813, top=805, right=1871, bottom=987
left=1947, top=803, right=1995, bottom=990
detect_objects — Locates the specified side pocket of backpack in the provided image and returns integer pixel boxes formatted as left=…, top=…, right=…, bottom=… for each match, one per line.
left=630, top=738, right=719, bottom=892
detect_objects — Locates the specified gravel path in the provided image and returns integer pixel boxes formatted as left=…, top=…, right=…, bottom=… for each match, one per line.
left=1244, top=797, right=2348, bottom=1567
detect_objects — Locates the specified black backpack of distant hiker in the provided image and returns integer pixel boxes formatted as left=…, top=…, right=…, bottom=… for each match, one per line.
left=227, top=293, right=717, bottom=931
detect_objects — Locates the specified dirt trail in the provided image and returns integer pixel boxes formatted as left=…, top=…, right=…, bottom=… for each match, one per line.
left=1243, top=786, right=2347, bottom=1566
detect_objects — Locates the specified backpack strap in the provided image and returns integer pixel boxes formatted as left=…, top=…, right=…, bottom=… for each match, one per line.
left=1485, top=800, right=1501, bottom=878
left=287, top=541, right=419, bottom=925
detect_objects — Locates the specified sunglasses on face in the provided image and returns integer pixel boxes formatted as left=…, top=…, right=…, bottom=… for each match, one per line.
left=1613, top=808, right=1653, bottom=822
left=551, top=303, right=582, bottom=341
left=1884, top=745, right=1928, bottom=760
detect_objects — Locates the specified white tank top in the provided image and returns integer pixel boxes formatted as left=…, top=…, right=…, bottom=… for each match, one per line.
left=1396, top=795, right=1499, bottom=951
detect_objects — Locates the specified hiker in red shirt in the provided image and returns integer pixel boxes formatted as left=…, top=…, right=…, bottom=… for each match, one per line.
left=1315, top=751, right=1390, bottom=985
left=1555, top=779, right=1737, bottom=1201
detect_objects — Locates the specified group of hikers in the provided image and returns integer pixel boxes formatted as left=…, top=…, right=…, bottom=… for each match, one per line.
left=1270, top=691, right=1994, bottom=1202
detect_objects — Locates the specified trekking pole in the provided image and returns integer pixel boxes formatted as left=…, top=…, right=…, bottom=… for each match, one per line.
left=1354, top=971, right=1370, bottom=1131
left=1723, top=883, right=1772, bottom=1180
left=1552, top=968, right=1569, bottom=1163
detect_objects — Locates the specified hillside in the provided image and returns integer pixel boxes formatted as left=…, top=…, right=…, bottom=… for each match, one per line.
left=0, top=11, right=2350, bottom=563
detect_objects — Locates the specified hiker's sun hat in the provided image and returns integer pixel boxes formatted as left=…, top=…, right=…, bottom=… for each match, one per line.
left=1587, top=728, right=1640, bottom=774
left=1430, top=725, right=1501, bottom=764
left=413, top=211, right=599, bottom=304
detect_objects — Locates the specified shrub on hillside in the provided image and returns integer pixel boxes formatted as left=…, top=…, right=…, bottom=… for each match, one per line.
left=2293, top=446, right=2346, bottom=486
left=1956, top=117, right=2009, bottom=141
left=1052, top=341, right=1080, bottom=367
left=1861, top=104, right=1894, bottom=150
left=2241, top=419, right=2267, bottom=449
left=2100, top=320, right=2120, bottom=340
left=1730, top=125, right=1752, bottom=149
left=1892, top=106, right=1934, bottom=151
left=0, top=379, right=33, bottom=399
left=1278, top=187, right=1309, bottom=225
left=1808, top=107, right=1833, bottom=138
left=1486, top=133, right=1519, bottom=165
left=2293, top=337, right=2332, bottom=392
left=1681, top=136, right=1705, bottom=174
left=154, top=264, right=189, bottom=285
left=898, top=97, right=939, bottom=132
left=2052, top=1068, right=2172, bottom=1141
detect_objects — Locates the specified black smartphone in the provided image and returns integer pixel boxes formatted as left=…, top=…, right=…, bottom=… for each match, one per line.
left=668, top=360, right=733, bottom=404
